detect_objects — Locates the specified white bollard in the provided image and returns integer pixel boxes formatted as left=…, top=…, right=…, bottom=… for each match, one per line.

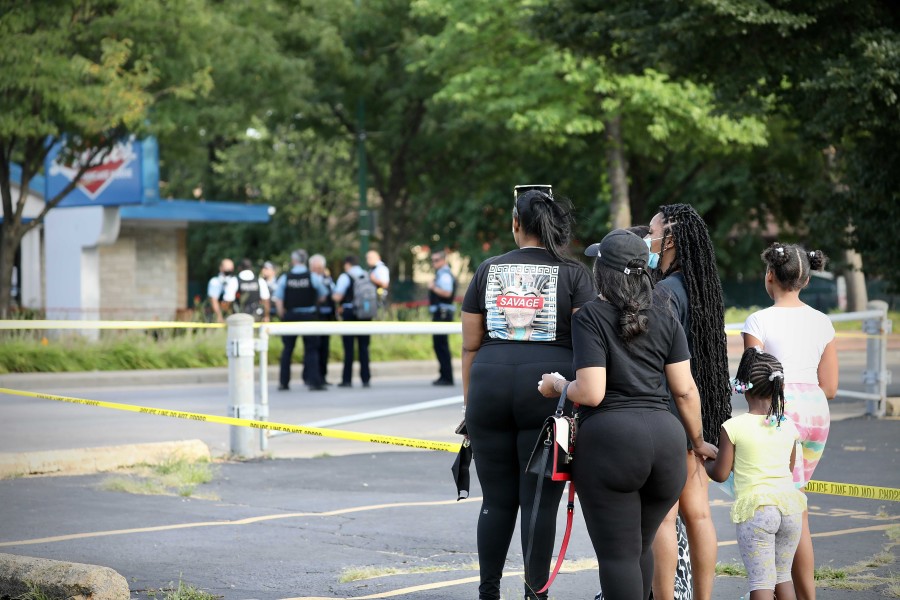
left=226, top=313, right=258, bottom=457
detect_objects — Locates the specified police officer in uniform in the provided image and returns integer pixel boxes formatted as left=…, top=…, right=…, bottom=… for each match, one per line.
left=207, top=258, right=238, bottom=323
left=429, top=250, right=456, bottom=386
left=310, top=254, right=335, bottom=385
left=332, top=255, right=372, bottom=388
left=235, top=258, right=271, bottom=322
left=274, top=249, right=329, bottom=392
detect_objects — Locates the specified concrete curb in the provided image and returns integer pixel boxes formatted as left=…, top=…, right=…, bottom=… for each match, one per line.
left=0, top=439, right=210, bottom=479
left=0, top=553, right=129, bottom=600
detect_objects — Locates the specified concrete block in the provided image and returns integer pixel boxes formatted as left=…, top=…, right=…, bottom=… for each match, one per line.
left=0, top=439, right=210, bottom=478
left=886, top=397, right=900, bottom=417
left=0, top=553, right=128, bottom=600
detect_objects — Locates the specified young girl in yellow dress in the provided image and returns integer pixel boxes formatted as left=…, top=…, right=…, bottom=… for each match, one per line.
left=705, top=348, right=808, bottom=600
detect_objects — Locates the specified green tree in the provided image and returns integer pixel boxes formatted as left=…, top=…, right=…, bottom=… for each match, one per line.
left=0, top=0, right=220, bottom=315
left=542, top=0, right=900, bottom=291
left=413, top=0, right=767, bottom=237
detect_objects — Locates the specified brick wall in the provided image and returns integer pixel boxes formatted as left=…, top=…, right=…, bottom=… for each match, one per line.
left=98, top=224, right=187, bottom=320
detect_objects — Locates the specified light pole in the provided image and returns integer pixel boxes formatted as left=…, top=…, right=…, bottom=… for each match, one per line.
left=356, top=0, right=369, bottom=262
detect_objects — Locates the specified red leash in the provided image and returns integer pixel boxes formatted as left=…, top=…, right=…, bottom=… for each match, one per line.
left=536, top=481, right=576, bottom=594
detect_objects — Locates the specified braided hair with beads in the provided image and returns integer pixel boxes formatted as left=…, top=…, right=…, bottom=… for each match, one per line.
left=735, top=347, right=787, bottom=427
left=659, top=203, right=733, bottom=445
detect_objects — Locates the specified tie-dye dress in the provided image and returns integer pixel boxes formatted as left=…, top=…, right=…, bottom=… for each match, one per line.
left=742, top=305, right=835, bottom=488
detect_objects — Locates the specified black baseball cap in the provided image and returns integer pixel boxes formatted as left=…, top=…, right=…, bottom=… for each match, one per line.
left=584, top=229, right=648, bottom=275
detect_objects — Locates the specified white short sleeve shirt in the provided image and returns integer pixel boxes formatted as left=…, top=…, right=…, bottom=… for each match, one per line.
left=742, top=305, right=835, bottom=385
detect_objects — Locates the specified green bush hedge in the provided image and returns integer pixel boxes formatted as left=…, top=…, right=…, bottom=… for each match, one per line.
left=0, top=307, right=892, bottom=374
left=0, top=328, right=463, bottom=374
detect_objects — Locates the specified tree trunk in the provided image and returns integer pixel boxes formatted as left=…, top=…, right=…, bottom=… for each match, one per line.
left=843, top=248, right=868, bottom=312
left=0, top=222, right=22, bottom=318
left=604, top=115, right=631, bottom=229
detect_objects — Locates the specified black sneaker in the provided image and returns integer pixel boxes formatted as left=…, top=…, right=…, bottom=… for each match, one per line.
left=432, top=379, right=454, bottom=386
left=337, top=382, right=352, bottom=388
left=308, top=384, right=328, bottom=391
left=362, top=382, right=371, bottom=388
left=277, top=384, right=290, bottom=391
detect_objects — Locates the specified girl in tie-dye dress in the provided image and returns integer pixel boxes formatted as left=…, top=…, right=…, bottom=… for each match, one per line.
left=742, top=242, right=838, bottom=600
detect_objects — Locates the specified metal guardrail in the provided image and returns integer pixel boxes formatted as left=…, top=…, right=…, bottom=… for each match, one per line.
left=0, top=302, right=891, bottom=455
left=243, top=302, right=892, bottom=454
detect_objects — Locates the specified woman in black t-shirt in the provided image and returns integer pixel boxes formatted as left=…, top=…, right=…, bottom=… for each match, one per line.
left=461, top=187, right=595, bottom=600
left=539, top=229, right=717, bottom=600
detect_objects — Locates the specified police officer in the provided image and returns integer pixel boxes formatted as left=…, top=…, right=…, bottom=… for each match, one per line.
left=332, top=255, right=372, bottom=388
left=274, top=249, right=329, bottom=392
left=366, top=250, right=391, bottom=312
left=428, top=250, right=456, bottom=386
left=310, top=254, right=335, bottom=385
left=207, top=258, right=238, bottom=323
left=235, top=258, right=271, bottom=322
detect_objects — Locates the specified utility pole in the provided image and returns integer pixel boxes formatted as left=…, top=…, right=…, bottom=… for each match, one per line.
left=356, top=0, right=369, bottom=263
left=358, top=97, right=369, bottom=262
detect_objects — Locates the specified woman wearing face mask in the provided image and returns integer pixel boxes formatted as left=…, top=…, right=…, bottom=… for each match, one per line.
left=539, top=228, right=718, bottom=600
left=461, top=185, right=595, bottom=600
left=642, top=204, right=733, bottom=600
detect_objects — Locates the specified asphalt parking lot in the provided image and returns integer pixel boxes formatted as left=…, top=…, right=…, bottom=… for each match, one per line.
left=1, top=371, right=897, bottom=599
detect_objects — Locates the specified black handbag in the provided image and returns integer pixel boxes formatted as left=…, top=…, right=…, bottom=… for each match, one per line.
left=523, top=384, right=578, bottom=596
left=526, top=384, right=577, bottom=481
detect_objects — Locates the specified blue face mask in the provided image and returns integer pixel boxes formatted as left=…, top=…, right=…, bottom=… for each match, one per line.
left=644, top=237, right=660, bottom=270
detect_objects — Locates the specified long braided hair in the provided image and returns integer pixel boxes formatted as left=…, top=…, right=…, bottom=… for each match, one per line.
left=735, top=347, right=787, bottom=425
left=659, top=204, right=733, bottom=445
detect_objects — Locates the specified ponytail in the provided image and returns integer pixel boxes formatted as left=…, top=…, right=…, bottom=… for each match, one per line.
left=514, top=191, right=577, bottom=264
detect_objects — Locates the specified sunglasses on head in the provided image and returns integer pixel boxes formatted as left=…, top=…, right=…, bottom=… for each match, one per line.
left=513, top=184, right=553, bottom=202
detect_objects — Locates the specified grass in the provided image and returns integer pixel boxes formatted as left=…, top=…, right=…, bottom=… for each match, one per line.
left=101, top=455, right=216, bottom=499
left=14, top=582, right=53, bottom=600
left=715, top=561, right=748, bottom=577
left=0, top=307, right=892, bottom=374
left=145, top=580, right=221, bottom=600
left=0, top=325, right=462, bottom=374
left=724, top=307, right=900, bottom=332
left=811, top=526, right=900, bottom=596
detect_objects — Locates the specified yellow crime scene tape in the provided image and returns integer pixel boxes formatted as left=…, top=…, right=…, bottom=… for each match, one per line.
left=804, top=480, right=900, bottom=502
left=0, top=388, right=458, bottom=453
left=1, top=386, right=897, bottom=501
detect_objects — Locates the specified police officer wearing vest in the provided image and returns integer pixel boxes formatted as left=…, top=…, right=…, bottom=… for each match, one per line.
left=310, top=254, right=335, bottom=385
left=428, top=250, right=456, bottom=386
left=274, top=249, right=329, bottom=392
left=332, top=255, right=372, bottom=388
left=235, top=258, right=271, bottom=322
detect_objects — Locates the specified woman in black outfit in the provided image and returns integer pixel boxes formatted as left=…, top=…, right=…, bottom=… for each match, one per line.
left=462, top=186, right=595, bottom=600
left=539, top=229, right=717, bottom=600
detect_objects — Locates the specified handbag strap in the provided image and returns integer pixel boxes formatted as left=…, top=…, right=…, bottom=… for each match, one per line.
left=537, top=482, right=576, bottom=595
left=553, top=382, right=569, bottom=417
left=524, top=382, right=575, bottom=596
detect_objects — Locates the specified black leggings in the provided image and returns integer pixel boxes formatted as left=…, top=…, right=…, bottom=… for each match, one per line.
left=466, top=344, right=575, bottom=600
left=573, top=409, right=687, bottom=600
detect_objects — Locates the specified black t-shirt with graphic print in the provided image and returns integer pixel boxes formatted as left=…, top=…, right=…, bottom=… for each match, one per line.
left=571, top=298, right=691, bottom=421
left=462, top=247, right=596, bottom=349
